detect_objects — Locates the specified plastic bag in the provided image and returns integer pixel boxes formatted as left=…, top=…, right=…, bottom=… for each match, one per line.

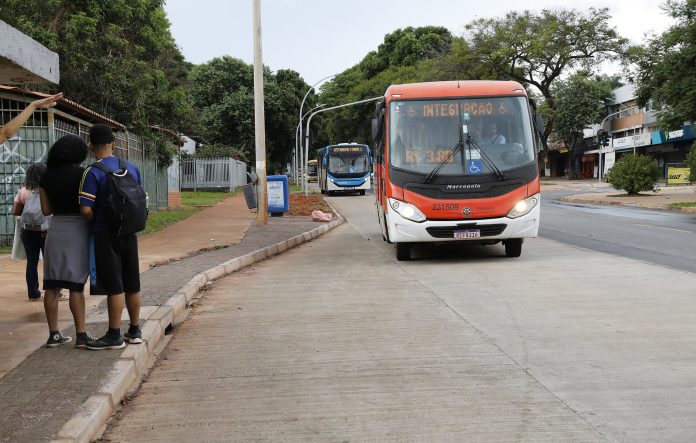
left=311, top=210, right=333, bottom=222
left=11, top=217, right=26, bottom=260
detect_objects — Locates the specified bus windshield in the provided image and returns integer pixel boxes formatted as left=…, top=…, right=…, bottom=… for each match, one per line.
left=328, top=146, right=370, bottom=177
left=389, top=97, right=535, bottom=175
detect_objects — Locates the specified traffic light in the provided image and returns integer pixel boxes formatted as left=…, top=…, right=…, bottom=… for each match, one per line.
left=597, top=130, right=610, bottom=147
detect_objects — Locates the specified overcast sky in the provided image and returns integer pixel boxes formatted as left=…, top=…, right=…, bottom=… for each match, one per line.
left=163, top=0, right=674, bottom=85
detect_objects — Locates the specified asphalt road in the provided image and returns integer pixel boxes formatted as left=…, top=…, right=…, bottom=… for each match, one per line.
left=540, top=189, right=696, bottom=274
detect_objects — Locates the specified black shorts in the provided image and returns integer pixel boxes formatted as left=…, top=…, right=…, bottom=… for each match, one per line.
left=93, top=229, right=140, bottom=296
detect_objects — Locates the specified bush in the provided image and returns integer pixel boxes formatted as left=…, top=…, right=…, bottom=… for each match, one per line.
left=605, top=154, right=660, bottom=194
left=686, top=142, right=696, bottom=183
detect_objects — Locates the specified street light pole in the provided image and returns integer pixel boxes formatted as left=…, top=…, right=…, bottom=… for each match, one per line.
left=294, top=104, right=326, bottom=184
left=596, top=105, right=640, bottom=183
left=303, top=96, right=383, bottom=196
left=298, top=74, right=337, bottom=193
left=252, top=0, right=267, bottom=224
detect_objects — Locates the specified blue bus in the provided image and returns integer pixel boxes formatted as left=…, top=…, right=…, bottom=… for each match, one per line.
left=317, top=143, right=371, bottom=195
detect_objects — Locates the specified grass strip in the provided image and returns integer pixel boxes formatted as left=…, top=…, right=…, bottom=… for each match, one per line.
left=669, top=201, right=696, bottom=207
left=143, top=207, right=200, bottom=235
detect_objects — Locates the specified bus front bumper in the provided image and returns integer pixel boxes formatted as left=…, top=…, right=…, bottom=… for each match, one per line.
left=385, top=198, right=540, bottom=243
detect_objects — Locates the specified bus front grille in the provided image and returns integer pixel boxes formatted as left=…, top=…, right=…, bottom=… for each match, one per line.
left=426, top=223, right=507, bottom=239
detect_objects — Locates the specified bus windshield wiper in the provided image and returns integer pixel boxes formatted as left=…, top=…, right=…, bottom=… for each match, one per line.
left=466, top=136, right=507, bottom=181
left=423, top=141, right=462, bottom=184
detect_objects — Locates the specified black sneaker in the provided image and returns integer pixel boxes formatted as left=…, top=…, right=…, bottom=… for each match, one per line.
left=75, top=332, right=98, bottom=348
left=124, top=326, right=143, bottom=344
left=85, top=334, right=126, bottom=350
left=46, top=332, right=72, bottom=347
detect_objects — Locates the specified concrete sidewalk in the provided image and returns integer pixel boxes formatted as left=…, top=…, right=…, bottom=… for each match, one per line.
left=0, top=193, right=343, bottom=442
left=0, top=195, right=254, bottom=381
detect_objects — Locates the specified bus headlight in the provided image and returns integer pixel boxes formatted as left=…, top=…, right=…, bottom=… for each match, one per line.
left=507, top=194, right=539, bottom=219
left=389, top=198, right=426, bottom=223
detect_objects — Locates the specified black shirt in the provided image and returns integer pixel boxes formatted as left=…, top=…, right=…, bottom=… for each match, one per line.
left=39, top=164, right=85, bottom=215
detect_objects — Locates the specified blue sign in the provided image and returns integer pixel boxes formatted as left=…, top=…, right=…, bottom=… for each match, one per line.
left=267, top=175, right=289, bottom=215
left=651, top=125, right=694, bottom=144
left=467, top=160, right=483, bottom=174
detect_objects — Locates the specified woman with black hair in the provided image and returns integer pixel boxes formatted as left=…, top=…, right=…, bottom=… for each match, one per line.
left=12, top=163, right=48, bottom=301
left=38, top=134, right=95, bottom=347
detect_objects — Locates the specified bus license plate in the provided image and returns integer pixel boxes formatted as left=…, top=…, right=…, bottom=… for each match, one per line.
left=454, top=230, right=480, bottom=239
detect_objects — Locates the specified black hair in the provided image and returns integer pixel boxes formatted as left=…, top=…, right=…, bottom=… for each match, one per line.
left=24, top=163, right=46, bottom=190
left=89, top=124, right=114, bottom=145
left=46, top=134, right=88, bottom=168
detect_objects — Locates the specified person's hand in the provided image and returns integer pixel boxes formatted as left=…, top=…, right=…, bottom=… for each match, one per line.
left=30, top=93, right=63, bottom=110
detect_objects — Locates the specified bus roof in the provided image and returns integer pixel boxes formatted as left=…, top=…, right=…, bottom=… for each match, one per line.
left=384, top=81, right=527, bottom=101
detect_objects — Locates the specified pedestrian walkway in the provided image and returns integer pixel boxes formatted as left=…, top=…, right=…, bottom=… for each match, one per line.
left=0, top=195, right=254, bottom=381
left=0, top=193, right=340, bottom=442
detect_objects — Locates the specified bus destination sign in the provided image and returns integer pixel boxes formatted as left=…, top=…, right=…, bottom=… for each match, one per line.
left=332, top=146, right=365, bottom=153
left=401, top=101, right=509, bottom=118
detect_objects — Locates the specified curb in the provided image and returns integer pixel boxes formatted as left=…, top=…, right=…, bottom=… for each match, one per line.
left=51, top=217, right=344, bottom=443
left=560, top=196, right=696, bottom=213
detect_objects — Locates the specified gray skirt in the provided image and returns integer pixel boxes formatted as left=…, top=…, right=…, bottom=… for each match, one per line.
left=43, top=215, right=89, bottom=291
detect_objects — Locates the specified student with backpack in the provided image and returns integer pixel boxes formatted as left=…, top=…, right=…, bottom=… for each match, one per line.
left=38, top=135, right=95, bottom=347
left=79, top=124, right=146, bottom=350
left=12, top=163, right=49, bottom=301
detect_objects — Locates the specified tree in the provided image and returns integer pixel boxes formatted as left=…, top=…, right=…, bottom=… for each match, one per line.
left=605, top=154, right=660, bottom=194
left=686, top=143, right=696, bottom=183
left=187, top=57, right=312, bottom=172
left=632, top=0, right=696, bottom=129
left=551, top=72, right=618, bottom=178
left=465, top=8, right=627, bottom=149
left=0, top=0, right=196, bottom=166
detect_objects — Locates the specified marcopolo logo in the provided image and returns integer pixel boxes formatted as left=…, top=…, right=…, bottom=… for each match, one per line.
left=445, top=184, right=482, bottom=191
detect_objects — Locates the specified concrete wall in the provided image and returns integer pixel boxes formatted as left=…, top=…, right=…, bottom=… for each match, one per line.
left=0, top=20, right=59, bottom=84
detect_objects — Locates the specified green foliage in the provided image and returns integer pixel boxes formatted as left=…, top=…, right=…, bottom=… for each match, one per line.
left=605, top=154, right=660, bottom=194
left=188, top=57, right=311, bottom=171
left=631, top=0, right=696, bottom=128
left=465, top=8, right=627, bottom=147
left=552, top=72, right=617, bottom=147
left=143, top=207, right=199, bottom=235
left=181, top=191, right=233, bottom=206
left=0, top=0, right=196, bottom=164
left=686, top=142, right=696, bottom=183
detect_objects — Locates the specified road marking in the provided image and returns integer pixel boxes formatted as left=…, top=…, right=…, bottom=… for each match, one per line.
left=633, top=223, right=691, bottom=233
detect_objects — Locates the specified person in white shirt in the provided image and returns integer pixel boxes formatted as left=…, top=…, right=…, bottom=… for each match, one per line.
left=480, top=122, right=506, bottom=144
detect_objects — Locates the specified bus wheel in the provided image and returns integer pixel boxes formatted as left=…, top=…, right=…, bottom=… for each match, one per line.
left=359, top=190, right=366, bottom=196
left=504, top=239, right=523, bottom=257
left=395, top=242, right=411, bottom=261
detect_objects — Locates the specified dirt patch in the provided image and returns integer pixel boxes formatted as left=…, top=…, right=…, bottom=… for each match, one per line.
left=289, top=194, right=333, bottom=216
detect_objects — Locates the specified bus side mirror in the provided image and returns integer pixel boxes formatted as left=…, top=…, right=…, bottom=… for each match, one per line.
left=534, top=113, right=545, bottom=136
left=372, top=118, right=379, bottom=141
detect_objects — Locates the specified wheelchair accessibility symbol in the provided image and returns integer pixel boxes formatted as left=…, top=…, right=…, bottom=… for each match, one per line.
left=467, top=160, right=483, bottom=174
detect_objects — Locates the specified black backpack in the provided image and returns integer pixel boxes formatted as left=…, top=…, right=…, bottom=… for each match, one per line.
left=92, top=158, right=147, bottom=236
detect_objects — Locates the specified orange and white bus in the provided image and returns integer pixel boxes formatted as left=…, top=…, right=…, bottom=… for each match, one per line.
left=371, top=81, right=543, bottom=260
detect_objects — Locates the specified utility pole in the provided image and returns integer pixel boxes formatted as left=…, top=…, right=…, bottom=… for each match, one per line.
left=252, top=0, right=267, bottom=224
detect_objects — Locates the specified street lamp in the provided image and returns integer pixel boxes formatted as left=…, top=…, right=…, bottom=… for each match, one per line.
left=298, top=74, right=337, bottom=193
left=597, top=105, right=640, bottom=183
left=294, top=103, right=325, bottom=184
left=303, top=96, right=383, bottom=195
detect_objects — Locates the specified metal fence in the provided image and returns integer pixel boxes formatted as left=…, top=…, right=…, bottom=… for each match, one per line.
left=0, top=93, right=170, bottom=246
left=180, top=157, right=248, bottom=191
